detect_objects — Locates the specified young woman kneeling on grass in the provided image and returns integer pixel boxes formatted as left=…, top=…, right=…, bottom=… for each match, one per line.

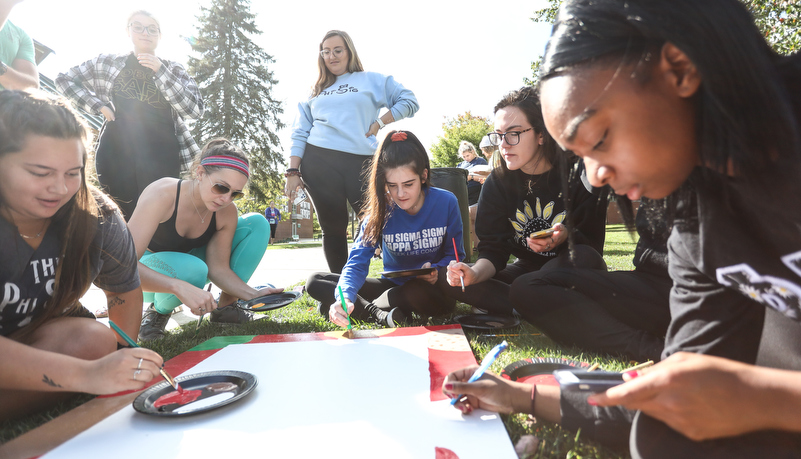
left=0, top=91, right=162, bottom=421
left=129, top=139, right=278, bottom=341
left=445, top=0, right=801, bottom=456
left=306, top=131, right=464, bottom=327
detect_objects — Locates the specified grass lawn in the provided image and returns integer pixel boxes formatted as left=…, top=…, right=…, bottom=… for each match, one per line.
left=1, top=225, right=639, bottom=458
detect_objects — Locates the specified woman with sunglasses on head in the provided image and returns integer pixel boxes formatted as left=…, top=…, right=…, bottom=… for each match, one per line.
left=0, top=91, right=162, bottom=421
left=56, top=10, right=203, bottom=221
left=306, top=131, right=463, bottom=327
left=286, top=30, right=419, bottom=274
left=444, top=86, right=608, bottom=316
left=445, top=0, right=801, bottom=456
left=128, top=139, right=277, bottom=341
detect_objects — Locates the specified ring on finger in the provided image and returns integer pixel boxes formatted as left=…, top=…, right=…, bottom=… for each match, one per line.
left=546, top=244, right=551, bottom=250
left=133, top=369, right=141, bottom=381
left=137, top=358, right=143, bottom=370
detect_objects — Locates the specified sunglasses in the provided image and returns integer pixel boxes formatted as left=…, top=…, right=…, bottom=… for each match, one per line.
left=206, top=175, right=244, bottom=200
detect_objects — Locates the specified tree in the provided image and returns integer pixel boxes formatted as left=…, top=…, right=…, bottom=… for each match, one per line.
left=528, top=0, right=799, bottom=83
left=430, top=112, right=493, bottom=167
left=187, top=0, right=285, bottom=210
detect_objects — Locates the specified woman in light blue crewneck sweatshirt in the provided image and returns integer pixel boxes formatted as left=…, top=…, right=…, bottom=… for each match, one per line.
left=285, top=30, right=419, bottom=274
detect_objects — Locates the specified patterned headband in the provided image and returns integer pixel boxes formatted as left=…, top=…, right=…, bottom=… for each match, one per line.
left=200, top=155, right=249, bottom=178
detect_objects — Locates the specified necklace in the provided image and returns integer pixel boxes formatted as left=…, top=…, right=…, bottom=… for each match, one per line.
left=191, top=181, right=210, bottom=223
left=19, top=219, right=48, bottom=239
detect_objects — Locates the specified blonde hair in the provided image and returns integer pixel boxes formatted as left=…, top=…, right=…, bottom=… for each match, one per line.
left=311, top=30, right=364, bottom=98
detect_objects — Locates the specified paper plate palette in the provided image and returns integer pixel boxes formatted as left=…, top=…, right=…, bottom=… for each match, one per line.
left=236, top=291, right=301, bottom=311
left=133, top=370, right=257, bottom=417
left=500, top=357, right=588, bottom=386
left=453, top=314, right=520, bottom=330
left=380, top=267, right=436, bottom=278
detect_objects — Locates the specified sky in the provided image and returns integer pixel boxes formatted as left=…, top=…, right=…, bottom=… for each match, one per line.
left=12, top=0, right=553, bottom=160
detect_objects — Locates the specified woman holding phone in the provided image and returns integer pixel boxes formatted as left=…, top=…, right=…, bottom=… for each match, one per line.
left=306, top=131, right=463, bottom=327
left=444, top=86, right=608, bottom=315
left=444, top=0, right=801, bottom=456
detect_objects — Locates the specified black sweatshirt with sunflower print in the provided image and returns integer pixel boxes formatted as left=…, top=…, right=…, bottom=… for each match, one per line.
left=475, top=160, right=608, bottom=274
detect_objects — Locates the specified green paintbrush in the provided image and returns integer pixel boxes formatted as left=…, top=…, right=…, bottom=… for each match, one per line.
left=337, top=285, right=354, bottom=338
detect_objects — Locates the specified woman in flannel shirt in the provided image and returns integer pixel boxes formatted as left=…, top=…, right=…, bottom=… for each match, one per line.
left=56, top=10, right=203, bottom=221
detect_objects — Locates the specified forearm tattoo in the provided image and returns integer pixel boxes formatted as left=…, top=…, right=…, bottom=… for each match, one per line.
left=42, top=374, right=63, bottom=388
left=108, top=296, right=125, bottom=310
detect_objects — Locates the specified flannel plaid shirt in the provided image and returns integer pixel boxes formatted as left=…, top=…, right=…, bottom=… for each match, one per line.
left=56, top=52, right=204, bottom=172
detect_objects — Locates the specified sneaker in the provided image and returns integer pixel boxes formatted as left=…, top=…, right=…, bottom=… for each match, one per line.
left=470, top=306, right=489, bottom=315
left=139, top=304, right=169, bottom=341
left=210, top=304, right=253, bottom=325
left=385, top=307, right=408, bottom=327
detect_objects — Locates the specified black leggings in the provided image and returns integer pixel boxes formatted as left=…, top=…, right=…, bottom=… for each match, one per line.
left=306, top=268, right=456, bottom=321
left=301, top=144, right=372, bottom=273
left=441, top=244, right=607, bottom=315
left=510, top=268, right=671, bottom=362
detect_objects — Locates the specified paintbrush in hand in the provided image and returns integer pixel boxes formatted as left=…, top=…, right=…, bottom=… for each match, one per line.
left=109, top=320, right=181, bottom=391
left=338, top=286, right=354, bottom=339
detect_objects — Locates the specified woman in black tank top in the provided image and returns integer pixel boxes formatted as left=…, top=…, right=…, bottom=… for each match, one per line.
left=127, top=139, right=277, bottom=341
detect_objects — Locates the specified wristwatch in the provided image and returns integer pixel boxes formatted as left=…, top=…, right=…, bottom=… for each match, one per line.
left=376, top=118, right=386, bottom=129
left=0, top=62, right=7, bottom=76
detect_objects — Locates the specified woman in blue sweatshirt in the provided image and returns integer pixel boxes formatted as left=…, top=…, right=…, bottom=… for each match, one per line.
left=306, top=131, right=464, bottom=327
left=285, top=30, right=419, bottom=274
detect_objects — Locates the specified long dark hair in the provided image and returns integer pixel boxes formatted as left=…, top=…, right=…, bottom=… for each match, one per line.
left=360, top=130, right=430, bottom=246
left=0, top=90, right=102, bottom=340
left=540, top=0, right=801, bottom=180
left=491, top=86, right=563, bottom=186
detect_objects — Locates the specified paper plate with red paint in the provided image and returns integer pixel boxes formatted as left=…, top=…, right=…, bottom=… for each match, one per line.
left=500, top=357, right=589, bottom=386
left=132, top=370, right=257, bottom=417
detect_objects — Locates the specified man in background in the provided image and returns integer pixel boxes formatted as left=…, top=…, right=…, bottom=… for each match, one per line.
left=0, top=0, right=38, bottom=90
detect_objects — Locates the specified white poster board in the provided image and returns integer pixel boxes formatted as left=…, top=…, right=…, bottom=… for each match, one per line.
left=42, top=327, right=517, bottom=459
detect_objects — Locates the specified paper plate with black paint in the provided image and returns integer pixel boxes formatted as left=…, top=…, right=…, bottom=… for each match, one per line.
left=453, top=314, right=520, bottom=330
left=381, top=267, right=436, bottom=278
left=133, top=370, right=257, bottom=417
left=500, top=357, right=589, bottom=386
left=237, top=291, right=301, bottom=311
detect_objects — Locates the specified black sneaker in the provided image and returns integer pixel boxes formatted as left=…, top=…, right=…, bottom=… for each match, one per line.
left=385, top=307, right=408, bottom=327
left=210, top=304, right=253, bottom=325
left=139, top=304, right=170, bottom=341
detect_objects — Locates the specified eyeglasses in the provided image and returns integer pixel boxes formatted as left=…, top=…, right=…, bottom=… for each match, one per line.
left=320, top=47, right=346, bottom=59
left=487, top=128, right=533, bottom=146
left=129, top=23, right=160, bottom=36
left=206, top=175, right=244, bottom=200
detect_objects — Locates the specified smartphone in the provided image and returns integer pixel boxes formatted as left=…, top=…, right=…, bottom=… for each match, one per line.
left=529, top=228, right=556, bottom=239
left=553, top=370, right=625, bottom=392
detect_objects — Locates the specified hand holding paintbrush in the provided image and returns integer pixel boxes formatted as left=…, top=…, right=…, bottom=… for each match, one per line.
left=337, top=286, right=355, bottom=338
left=109, top=320, right=180, bottom=391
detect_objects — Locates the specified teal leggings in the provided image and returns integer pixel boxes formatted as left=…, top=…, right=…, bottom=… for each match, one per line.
left=140, top=213, right=270, bottom=314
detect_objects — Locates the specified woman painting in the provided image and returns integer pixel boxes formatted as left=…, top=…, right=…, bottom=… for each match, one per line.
left=306, top=131, right=463, bottom=327
left=444, top=1, right=801, bottom=456
left=0, top=90, right=161, bottom=421
left=129, top=139, right=277, bottom=341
